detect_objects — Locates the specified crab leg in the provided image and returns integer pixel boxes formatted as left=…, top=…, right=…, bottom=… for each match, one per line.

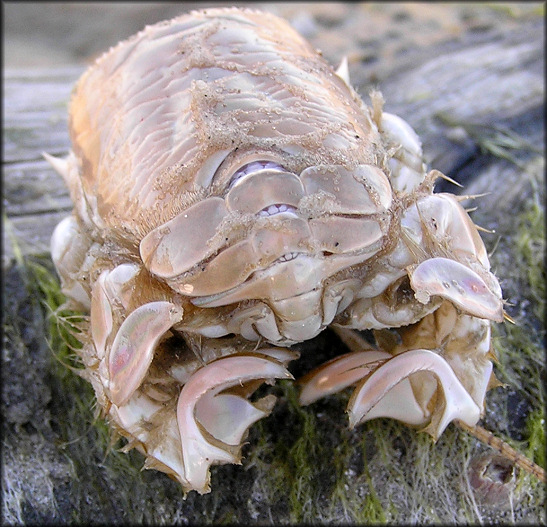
left=298, top=350, right=391, bottom=406
left=298, top=348, right=436, bottom=428
left=409, top=257, right=503, bottom=322
left=108, top=301, right=183, bottom=406
left=347, top=349, right=481, bottom=437
left=195, top=392, right=277, bottom=446
left=176, top=353, right=293, bottom=493
left=349, top=371, right=430, bottom=427
left=300, top=323, right=483, bottom=438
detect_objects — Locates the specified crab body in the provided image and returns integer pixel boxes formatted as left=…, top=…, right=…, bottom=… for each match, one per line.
left=48, top=8, right=504, bottom=494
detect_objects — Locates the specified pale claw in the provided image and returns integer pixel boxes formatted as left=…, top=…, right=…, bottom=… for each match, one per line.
left=176, top=354, right=293, bottom=493
left=90, top=271, right=113, bottom=360
left=110, top=392, right=188, bottom=485
left=349, top=349, right=481, bottom=439
left=351, top=374, right=429, bottom=426
left=108, top=301, right=184, bottom=406
left=50, top=215, right=93, bottom=309
left=91, top=264, right=141, bottom=360
left=409, top=257, right=504, bottom=322
left=298, top=349, right=427, bottom=426
left=196, top=392, right=276, bottom=446
left=298, top=350, right=391, bottom=406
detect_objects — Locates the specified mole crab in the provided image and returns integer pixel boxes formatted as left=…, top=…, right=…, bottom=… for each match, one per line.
left=47, top=7, right=504, bottom=494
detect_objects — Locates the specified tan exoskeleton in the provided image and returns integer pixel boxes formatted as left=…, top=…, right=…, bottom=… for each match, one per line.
left=47, top=8, right=525, bottom=494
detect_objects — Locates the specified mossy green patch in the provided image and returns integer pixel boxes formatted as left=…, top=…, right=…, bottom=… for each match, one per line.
left=515, top=180, right=545, bottom=319
left=22, top=256, right=150, bottom=495
left=485, top=2, right=546, bottom=19
left=525, top=409, right=546, bottom=471
left=246, top=384, right=381, bottom=523
left=492, top=173, right=545, bottom=409
left=485, top=170, right=545, bottom=500
left=492, top=322, right=544, bottom=410
left=435, top=116, right=542, bottom=169
left=25, top=259, right=85, bottom=370
left=247, top=382, right=513, bottom=523
left=6, top=182, right=543, bottom=523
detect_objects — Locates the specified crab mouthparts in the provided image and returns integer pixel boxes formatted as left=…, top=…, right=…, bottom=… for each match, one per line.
left=258, top=204, right=298, bottom=217
left=229, top=160, right=285, bottom=188
left=274, top=251, right=301, bottom=263
left=231, top=161, right=298, bottom=218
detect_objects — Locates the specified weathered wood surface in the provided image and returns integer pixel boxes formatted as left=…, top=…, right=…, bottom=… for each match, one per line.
left=2, top=4, right=544, bottom=525
left=3, top=66, right=83, bottom=264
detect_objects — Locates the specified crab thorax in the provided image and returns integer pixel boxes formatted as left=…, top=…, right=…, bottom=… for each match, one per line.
left=68, top=8, right=383, bottom=244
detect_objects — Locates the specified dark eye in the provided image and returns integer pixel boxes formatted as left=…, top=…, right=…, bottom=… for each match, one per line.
left=229, top=160, right=285, bottom=188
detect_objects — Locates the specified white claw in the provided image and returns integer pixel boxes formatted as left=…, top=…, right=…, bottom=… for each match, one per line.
left=176, top=354, right=292, bottom=493
left=196, top=392, right=276, bottom=446
left=354, top=374, right=430, bottom=426
left=91, top=264, right=140, bottom=360
left=50, top=216, right=92, bottom=309
left=90, top=271, right=113, bottom=360
left=299, top=350, right=390, bottom=406
left=110, top=392, right=187, bottom=486
left=348, top=349, right=481, bottom=439
left=108, top=301, right=183, bottom=406
left=409, top=257, right=504, bottom=322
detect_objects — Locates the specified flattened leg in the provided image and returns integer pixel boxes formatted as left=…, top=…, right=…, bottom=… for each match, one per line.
left=299, top=301, right=495, bottom=440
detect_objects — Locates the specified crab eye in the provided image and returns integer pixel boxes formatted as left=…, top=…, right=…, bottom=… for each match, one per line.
left=229, top=160, right=285, bottom=188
